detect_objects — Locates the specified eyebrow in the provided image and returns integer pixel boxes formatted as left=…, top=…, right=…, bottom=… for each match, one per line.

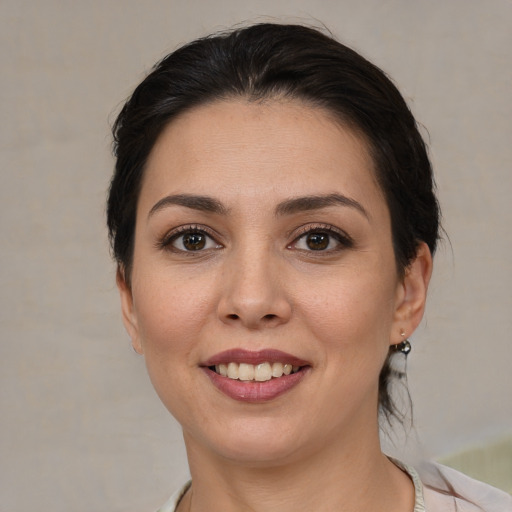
left=148, top=194, right=229, bottom=219
left=275, top=194, right=369, bottom=219
left=147, top=192, right=368, bottom=220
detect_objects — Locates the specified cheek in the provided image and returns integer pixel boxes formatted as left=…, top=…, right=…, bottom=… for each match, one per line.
left=131, top=273, right=214, bottom=387
left=300, top=271, right=398, bottom=349
left=132, top=283, right=209, bottom=420
left=298, top=274, right=397, bottom=419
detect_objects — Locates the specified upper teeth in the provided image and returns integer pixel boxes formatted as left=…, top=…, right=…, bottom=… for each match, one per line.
left=214, top=362, right=300, bottom=381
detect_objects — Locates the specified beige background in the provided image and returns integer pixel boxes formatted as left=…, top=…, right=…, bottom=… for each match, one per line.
left=1, top=1, right=511, bottom=510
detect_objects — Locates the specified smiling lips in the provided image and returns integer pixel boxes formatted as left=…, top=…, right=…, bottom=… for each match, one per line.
left=202, top=349, right=310, bottom=402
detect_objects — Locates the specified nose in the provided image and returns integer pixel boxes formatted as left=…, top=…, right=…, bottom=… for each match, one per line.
left=216, top=248, right=292, bottom=330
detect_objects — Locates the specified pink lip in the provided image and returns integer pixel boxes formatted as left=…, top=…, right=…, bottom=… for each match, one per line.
left=201, top=349, right=309, bottom=367
left=203, top=367, right=310, bottom=403
left=201, top=349, right=311, bottom=403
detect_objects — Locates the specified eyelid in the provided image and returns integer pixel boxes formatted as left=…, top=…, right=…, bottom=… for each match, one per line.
left=288, top=223, right=354, bottom=250
left=157, top=224, right=223, bottom=251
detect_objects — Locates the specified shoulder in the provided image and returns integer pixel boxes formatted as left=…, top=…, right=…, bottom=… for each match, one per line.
left=417, top=461, right=512, bottom=512
left=157, top=468, right=512, bottom=512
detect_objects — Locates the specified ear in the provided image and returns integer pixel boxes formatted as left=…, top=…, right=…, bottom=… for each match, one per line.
left=391, top=242, right=433, bottom=345
left=116, top=267, right=144, bottom=354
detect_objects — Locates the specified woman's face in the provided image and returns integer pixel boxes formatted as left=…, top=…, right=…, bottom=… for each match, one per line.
left=119, top=99, right=430, bottom=464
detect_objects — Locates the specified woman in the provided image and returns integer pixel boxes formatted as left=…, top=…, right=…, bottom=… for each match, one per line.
left=107, top=23, right=511, bottom=512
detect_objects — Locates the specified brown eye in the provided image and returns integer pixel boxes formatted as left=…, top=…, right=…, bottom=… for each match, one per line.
left=182, top=232, right=206, bottom=251
left=305, top=232, right=330, bottom=250
left=167, top=229, right=221, bottom=252
left=290, top=226, right=353, bottom=253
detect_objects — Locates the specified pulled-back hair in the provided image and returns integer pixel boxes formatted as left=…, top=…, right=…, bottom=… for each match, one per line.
left=107, top=23, right=440, bottom=421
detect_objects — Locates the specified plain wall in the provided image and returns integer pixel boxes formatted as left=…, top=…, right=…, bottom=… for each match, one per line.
left=1, top=1, right=511, bottom=510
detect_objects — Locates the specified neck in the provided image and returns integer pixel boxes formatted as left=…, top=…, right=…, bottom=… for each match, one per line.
left=181, top=421, right=414, bottom=512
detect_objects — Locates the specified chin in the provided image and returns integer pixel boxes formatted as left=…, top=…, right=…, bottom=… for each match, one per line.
left=186, top=414, right=309, bottom=467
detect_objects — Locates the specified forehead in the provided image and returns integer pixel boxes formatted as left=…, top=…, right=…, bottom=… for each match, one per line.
left=140, top=99, right=386, bottom=216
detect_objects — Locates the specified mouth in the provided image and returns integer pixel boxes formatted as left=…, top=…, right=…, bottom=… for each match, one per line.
left=201, top=349, right=311, bottom=402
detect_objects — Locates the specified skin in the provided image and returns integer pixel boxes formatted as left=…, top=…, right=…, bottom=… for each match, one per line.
left=118, top=99, right=432, bottom=512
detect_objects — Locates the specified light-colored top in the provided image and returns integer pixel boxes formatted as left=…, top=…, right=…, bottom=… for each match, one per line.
left=156, top=460, right=512, bottom=511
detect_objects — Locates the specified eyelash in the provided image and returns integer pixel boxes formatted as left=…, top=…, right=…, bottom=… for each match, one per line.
left=289, top=223, right=354, bottom=252
left=158, top=225, right=222, bottom=253
left=157, top=223, right=354, bottom=254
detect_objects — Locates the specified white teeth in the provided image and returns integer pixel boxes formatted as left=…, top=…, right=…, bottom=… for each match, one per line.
left=271, top=362, right=283, bottom=377
left=227, top=362, right=239, bottom=379
left=238, top=363, right=255, bottom=381
left=213, top=362, right=302, bottom=381
left=255, top=362, right=272, bottom=381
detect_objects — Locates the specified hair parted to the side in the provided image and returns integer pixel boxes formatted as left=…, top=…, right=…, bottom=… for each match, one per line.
left=107, top=23, right=441, bottom=422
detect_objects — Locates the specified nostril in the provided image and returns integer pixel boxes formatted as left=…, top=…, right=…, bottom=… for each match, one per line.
left=225, top=313, right=277, bottom=322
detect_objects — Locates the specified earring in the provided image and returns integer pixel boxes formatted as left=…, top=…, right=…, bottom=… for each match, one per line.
left=391, top=329, right=411, bottom=355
